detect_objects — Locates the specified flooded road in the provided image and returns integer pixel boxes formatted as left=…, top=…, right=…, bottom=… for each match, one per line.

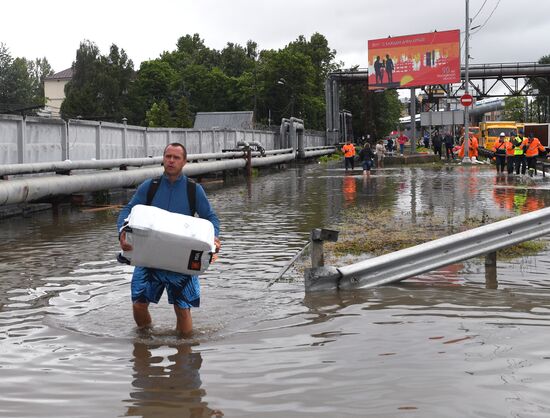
left=2, top=163, right=550, bottom=417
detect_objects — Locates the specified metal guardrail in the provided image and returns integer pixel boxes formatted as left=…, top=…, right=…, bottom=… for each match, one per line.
left=305, top=206, right=550, bottom=292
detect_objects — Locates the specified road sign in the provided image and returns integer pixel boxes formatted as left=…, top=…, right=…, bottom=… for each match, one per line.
left=460, top=94, right=473, bottom=107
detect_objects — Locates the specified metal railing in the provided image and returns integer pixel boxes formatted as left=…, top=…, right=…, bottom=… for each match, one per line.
left=305, top=206, right=550, bottom=292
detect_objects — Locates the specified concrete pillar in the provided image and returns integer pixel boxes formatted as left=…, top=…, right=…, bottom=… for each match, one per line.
left=95, top=122, right=102, bottom=160
left=17, top=116, right=26, bottom=164
left=61, top=120, right=68, bottom=161
left=121, top=118, right=128, bottom=159
left=143, top=129, right=149, bottom=157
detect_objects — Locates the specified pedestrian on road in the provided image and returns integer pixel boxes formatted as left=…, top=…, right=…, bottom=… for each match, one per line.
left=524, top=132, right=545, bottom=176
left=359, top=142, right=375, bottom=176
left=512, top=130, right=528, bottom=175
left=117, top=143, right=221, bottom=337
left=492, top=132, right=507, bottom=174
left=375, top=140, right=385, bottom=168
left=432, top=131, right=442, bottom=159
left=397, top=132, right=408, bottom=156
left=443, top=131, right=454, bottom=160
left=341, top=139, right=356, bottom=171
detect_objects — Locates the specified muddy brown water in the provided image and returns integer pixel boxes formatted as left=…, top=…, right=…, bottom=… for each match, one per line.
left=2, top=163, right=550, bottom=417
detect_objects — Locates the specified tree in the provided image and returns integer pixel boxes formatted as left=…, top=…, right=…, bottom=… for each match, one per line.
left=61, top=40, right=134, bottom=121
left=146, top=100, right=174, bottom=127
left=0, top=43, right=52, bottom=114
left=502, top=96, right=527, bottom=122
left=529, top=54, right=550, bottom=122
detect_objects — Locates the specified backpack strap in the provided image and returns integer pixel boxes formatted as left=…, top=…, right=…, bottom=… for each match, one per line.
left=145, top=176, right=197, bottom=216
left=187, top=178, right=196, bottom=216
left=146, top=177, right=161, bottom=206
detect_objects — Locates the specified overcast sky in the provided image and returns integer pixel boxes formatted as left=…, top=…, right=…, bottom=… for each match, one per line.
left=2, top=0, right=549, bottom=74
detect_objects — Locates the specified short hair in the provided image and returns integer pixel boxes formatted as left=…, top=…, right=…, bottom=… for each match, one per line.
left=163, top=142, right=187, bottom=160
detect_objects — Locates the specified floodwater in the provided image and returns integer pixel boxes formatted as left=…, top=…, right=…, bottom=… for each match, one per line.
left=2, top=162, right=550, bottom=418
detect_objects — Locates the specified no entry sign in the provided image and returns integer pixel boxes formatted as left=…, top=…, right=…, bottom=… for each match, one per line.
left=460, top=94, right=473, bottom=107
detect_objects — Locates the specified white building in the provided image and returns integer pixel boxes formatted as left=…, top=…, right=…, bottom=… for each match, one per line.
left=43, top=68, right=72, bottom=117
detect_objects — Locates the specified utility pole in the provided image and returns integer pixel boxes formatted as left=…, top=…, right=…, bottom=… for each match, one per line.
left=462, top=0, right=471, bottom=163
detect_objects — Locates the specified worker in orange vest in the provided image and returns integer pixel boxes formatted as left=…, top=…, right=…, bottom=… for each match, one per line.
left=492, top=132, right=507, bottom=174
left=457, top=134, right=479, bottom=160
left=341, top=139, right=356, bottom=171
left=524, top=132, right=545, bottom=176
left=505, top=131, right=516, bottom=174
left=512, top=129, right=528, bottom=175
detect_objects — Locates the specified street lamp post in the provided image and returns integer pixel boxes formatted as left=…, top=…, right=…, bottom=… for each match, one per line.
left=462, top=0, right=471, bottom=163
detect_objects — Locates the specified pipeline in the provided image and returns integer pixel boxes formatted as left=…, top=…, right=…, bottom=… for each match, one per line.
left=0, top=151, right=247, bottom=177
left=0, top=154, right=302, bottom=205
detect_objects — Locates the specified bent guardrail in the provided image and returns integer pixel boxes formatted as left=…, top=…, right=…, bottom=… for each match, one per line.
left=305, top=206, right=550, bottom=292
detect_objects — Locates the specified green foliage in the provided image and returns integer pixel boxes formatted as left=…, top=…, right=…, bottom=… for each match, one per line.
left=3, top=32, right=406, bottom=138
left=502, top=96, right=526, bottom=122
left=61, top=40, right=134, bottom=121
left=0, top=43, right=53, bottom=114
left=146, top=100, right=173, bottom=127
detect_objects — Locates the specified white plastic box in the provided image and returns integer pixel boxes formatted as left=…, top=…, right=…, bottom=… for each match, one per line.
left=120, top=204, right=216, bottom=275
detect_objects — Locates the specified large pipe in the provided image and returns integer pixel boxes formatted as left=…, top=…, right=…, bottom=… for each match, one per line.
left=0, top=153, right=305, bottom=205
left=0, top=151, right=247, bottom=177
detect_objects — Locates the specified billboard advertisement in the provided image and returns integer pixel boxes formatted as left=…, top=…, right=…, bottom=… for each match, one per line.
left=368, top=29, right=461, bottom=90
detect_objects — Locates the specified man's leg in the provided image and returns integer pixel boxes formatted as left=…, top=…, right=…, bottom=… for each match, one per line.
left=174, top=306, right=193, bottom=337
left=133, top=302, right=152, bottom=328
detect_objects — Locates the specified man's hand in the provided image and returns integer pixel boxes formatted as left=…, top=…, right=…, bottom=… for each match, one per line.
left=212, top=237, right=221, bottom=262
left=119, top=230, right=133, bottom=251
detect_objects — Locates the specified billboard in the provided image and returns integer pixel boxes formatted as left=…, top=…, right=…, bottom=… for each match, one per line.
left=368, top=29, right=461, bottom=90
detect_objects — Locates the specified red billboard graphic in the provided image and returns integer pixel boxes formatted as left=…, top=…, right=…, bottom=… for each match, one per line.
left=368, top=29, right=461, bottom=90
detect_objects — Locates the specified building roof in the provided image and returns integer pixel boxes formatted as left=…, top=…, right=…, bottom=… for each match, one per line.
left=46, top=68, right=73, bottom=80
left=193, top=111, right=254, bottom=130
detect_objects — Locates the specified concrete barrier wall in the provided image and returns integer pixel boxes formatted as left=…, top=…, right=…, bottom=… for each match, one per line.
left=0, top=114, right=326, bottom=164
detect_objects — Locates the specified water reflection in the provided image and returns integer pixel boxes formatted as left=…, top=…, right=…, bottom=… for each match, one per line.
left=126, top=342, right=223, bottom=417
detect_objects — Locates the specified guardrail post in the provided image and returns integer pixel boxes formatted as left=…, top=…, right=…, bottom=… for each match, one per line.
left=310, top=228, right=339, bottom=267
left=485, top=251, right=497, bottom=268
left=485, top=251, right=498, bottom=289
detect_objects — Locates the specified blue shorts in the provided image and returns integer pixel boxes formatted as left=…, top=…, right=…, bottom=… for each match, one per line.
left=131, top=267, right=200, bottom=308
left=362, top=160, right=373, bottom=171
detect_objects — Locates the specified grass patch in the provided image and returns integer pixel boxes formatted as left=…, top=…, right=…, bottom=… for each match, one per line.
left=319, top=153, right=341, bottom=163
left=323, top=207, right=547, bottom=262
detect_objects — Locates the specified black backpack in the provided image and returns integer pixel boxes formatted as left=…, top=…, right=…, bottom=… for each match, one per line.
left=146, top=177, right=197, bottom=216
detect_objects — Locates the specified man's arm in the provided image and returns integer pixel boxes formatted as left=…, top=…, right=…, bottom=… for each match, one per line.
left=116, top=180, right=151, bottom=250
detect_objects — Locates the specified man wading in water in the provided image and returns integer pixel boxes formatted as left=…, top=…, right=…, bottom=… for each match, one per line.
left=118, top=143, right=221, bottom=337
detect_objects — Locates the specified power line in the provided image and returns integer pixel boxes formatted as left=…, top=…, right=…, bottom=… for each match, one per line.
left=471, top=0, right=502, bottom=35
left=471, top=0, right=488, bottom=21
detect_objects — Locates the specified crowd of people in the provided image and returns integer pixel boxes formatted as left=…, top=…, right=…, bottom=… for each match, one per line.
left=491, top=130, right=545, bottom=176
left=341, top=128, right=547, bottom=178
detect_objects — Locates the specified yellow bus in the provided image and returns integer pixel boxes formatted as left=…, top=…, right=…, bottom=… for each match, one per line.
left=479, top=121, right=517, bottom=149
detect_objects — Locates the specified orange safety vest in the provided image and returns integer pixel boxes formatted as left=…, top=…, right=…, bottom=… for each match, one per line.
left=505, top=139, right=515, bottom=156
left=458, top=137, right=478, bottom=158
left=525, top=137, right=545, bottom=157
left=342, top=143, right=356, bottom=158
left=492, top=139, right=507, bottom=155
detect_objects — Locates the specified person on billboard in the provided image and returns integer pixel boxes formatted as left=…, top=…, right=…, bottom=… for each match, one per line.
left=385, top=54, right=394, bottom=84
left=117, top=143, right=221, bottom=337
left=374, top=56, right=383, bottom=84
